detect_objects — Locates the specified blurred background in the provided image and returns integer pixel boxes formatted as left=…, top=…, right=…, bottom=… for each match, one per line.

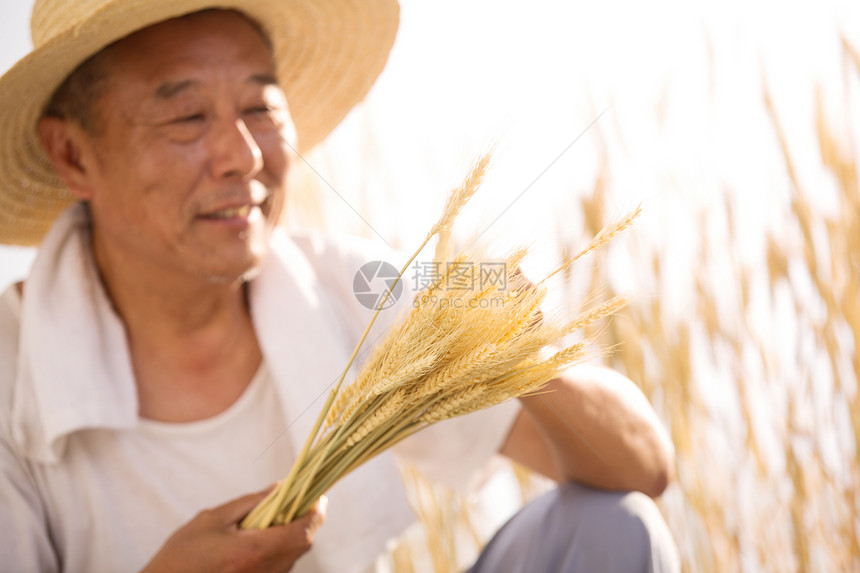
left=3, top=0, right=859, bottom=570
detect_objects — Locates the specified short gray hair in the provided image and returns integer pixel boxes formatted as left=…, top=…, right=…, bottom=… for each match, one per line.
left=43, top=48, right=114, bottom=133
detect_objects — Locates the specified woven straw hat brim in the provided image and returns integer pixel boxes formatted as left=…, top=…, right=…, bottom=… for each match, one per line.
left=0, top=0, right=398, bottom=246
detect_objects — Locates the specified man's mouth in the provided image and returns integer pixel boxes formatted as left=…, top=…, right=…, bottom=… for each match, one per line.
left=203, top=205, right=254, bottom=220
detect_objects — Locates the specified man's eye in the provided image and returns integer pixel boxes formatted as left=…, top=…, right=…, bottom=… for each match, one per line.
left=246, top=106, right=274, bottom=115
left=160, top=113, right=208, bottom=143
left=172, top=113, right=206, bottom=123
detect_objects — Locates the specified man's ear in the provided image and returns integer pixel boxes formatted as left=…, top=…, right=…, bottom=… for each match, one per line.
left=38, top=116, right=98, bottom=200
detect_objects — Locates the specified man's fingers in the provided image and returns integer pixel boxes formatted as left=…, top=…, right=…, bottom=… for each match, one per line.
left=247, top=496, right=328, bottom=557
left=204, top=485, right=277, bottom=526
left=301, top=496, right=327, bottom=533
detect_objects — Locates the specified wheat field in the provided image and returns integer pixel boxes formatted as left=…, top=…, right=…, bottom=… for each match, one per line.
left=369, top=87, right=859, bottom=573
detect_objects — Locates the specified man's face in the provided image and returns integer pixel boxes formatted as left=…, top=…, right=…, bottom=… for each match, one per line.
left=79, top=10, right=293, bottom=284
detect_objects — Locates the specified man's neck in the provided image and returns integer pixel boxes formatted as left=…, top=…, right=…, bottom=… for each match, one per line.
left=93, top=244, right=264, bottom=423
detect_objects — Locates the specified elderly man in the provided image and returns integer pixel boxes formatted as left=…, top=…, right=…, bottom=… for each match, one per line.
left=0, top=1, right=678, bottom=572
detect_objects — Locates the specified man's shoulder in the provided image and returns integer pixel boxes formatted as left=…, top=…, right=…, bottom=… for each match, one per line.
left=274, top=230, right=414, bottom=348
left=287, top=230, right=404, bottom=272
left=0, top=283, right=23, bottom=432
left=285, top=230, right=409, bottom=300
left=0, top=282, right=22, bottom=366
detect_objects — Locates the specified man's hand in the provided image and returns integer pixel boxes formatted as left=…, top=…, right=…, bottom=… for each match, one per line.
left=141, top=489, right=327, bottom=573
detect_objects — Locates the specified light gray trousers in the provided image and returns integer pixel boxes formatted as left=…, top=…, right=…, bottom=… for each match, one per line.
left=467, top=482, right=680, bottom=573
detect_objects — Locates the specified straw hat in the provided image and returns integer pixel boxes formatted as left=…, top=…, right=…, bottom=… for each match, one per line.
left=0, top=0, right=399, bottom=246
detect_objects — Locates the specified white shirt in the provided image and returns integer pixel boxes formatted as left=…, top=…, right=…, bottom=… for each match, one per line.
left=0, top=204, right=520, bottom=572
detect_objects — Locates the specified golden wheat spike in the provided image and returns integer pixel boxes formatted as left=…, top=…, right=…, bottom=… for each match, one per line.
left=561, top=297, right=629, bottom=335
left=545, top=205, right=642, bottom=284
left=429, top=150, right=493, bottom=237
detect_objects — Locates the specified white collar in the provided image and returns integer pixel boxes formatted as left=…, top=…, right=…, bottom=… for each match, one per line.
left=11, top=204, right=355, bottom=464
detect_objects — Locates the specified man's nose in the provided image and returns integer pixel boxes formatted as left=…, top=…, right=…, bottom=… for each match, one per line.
left=210, top=116, right=264, bottom=180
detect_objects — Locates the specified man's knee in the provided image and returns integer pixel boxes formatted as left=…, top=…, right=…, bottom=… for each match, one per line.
left=470, top=481, right=680, bottom=573
left=557, top=483, right=679, bottom=572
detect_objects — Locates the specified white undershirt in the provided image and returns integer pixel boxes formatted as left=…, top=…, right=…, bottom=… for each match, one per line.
left=134, top=362, right=291, bottom=509
left=131, top=365, right=333, bottom=572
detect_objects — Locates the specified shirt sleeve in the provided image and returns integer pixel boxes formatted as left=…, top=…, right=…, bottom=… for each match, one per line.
left=0, top=435, right=59, bottom=572
left=391, top=399, right=521, bottom=493
left=0, top=285, right=59, bottom=571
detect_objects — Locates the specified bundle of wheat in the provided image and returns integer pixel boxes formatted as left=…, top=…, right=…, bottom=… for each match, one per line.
left=240, top=152, right=638, bottom=529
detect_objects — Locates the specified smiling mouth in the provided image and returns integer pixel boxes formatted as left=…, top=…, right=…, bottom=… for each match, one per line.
left=204, top=205, right=254, bottom=219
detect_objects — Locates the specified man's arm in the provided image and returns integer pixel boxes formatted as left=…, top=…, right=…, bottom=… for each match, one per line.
left=499, top=364, right=674, bottom=498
